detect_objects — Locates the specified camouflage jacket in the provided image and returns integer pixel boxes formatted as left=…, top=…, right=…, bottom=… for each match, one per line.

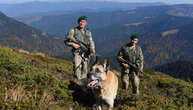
left=65, top=27, right=95, bottom=53
left=117, top=43, right=144, bottom=70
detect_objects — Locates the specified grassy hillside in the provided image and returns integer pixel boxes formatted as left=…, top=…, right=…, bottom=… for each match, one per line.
left=0, top=46, right=74, bottom=110
left=0, top=46, right=192, bottom=110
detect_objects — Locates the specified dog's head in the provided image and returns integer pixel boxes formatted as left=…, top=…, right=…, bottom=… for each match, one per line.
left=87, top=57, right=110, bottom=87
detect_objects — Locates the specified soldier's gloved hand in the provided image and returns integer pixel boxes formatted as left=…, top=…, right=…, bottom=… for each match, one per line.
left=73, top=43, right=80, bottom=49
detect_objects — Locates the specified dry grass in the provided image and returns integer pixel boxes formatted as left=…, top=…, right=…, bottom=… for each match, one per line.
left=39, top=90, right=56, bottom=110
left=18, top=49, right=30, bottom=54
left=4, top=86, right=27, bottom=102
left=31, top=52, right=46, bottom=57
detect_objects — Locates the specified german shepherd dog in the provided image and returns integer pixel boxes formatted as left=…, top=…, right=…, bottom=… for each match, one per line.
left=87, top=57, right=118, bottom=110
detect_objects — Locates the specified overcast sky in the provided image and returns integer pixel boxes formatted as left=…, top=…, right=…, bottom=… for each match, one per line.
left=1, top=0, right=193, bottom=4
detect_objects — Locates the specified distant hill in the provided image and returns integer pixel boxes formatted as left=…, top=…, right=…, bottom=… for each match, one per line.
left=0, top=11, right=70, bottom=57
left=154, top=61, right=193, bottom=82
left=0, top=1, right=166, bottom=17
left=19, top=4, right=193, bottom=67
left=0, top=45, right=192, bottom=109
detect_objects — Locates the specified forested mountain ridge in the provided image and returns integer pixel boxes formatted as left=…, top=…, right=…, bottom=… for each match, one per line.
left=155, top=60, right=193, bottom=82
left=0, top=11, right=70, bottom=57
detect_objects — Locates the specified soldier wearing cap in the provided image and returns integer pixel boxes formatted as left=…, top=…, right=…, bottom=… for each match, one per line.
left=117, top=34, right=144, bottom=94
left=65, top=16, right=95, bottom=80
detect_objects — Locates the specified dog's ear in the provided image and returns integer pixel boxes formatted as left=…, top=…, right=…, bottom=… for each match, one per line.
left=103, top=57, right=110, bottom=72
left=93, top=56, right=99, bottom=66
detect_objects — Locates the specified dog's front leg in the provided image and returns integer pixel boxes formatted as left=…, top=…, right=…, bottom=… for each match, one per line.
left=108, top=106, right=113, bottom=110
left=91, top=88, right=102, bottom=110
left=96, top=105, right=102, bottom=110
left=96, top=96, right=102, bottom=110
left=107, top=99, right=114, bottom=110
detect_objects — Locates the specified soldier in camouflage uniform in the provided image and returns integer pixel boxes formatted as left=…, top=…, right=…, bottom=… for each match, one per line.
left=117, top=34, right=144, bottom=94
left=65, top=16, right=95, bottom=80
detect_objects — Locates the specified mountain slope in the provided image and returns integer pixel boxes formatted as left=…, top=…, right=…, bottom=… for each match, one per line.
left=0, top=11, right=70, bottom=57
left=155, top=61, right=193, bottom=82
left=0, top=46, right=73, bottom=109
left=0, top=46, right=192, bottom=110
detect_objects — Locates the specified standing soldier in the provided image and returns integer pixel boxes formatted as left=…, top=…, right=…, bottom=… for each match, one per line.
left=65, top=16, right=95, bottom=80
left=117, top=34, right=144, bottom=94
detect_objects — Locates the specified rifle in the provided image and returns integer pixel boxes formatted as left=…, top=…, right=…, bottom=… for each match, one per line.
left=118, top=57, right=145, bottom=77
left=74, top=41, right=90, bottom=57
left=67, top=37, right=90, bottom=58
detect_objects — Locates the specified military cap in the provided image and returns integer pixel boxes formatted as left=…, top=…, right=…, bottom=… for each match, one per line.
left=130, top=34, right=139, bottom=40
left=78, top=16, right=88, bottom=22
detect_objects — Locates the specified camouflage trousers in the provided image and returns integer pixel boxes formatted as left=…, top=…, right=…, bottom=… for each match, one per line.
left=121, top=68, right=140, bottom=94
left=73, top=52, right=89, bottom=80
